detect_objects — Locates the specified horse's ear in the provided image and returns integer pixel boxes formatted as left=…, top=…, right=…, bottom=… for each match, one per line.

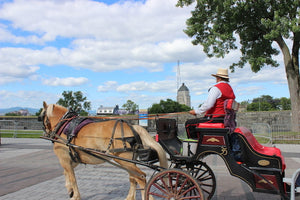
left=43, top=101, right=47, bottom=109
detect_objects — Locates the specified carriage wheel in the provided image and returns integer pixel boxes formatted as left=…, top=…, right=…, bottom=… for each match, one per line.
left=182, top=161, right=216, bottom=200
left=188, top=161, right=216, bottom=200
left=145, top=169, right=204, bottom=200
left=181, top=161, right=217, bottom=200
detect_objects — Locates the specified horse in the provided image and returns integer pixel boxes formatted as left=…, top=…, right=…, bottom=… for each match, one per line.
left=38, top=101, right=167, bottom=200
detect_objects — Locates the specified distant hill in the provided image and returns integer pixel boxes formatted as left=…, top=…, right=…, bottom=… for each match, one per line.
left=0, top=107, right=40, bottom=116
left=0, top=107, right=96, bottom=116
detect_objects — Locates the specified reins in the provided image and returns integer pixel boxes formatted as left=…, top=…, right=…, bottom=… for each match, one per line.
left=88, top=111, right=190, bottom=121
left=41, top=135, right=158, bottom=178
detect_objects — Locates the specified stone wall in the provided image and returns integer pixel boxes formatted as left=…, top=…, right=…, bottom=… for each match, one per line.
left=0, top=110, right=292, bottom=132
left=147, top=110, right=292, bottom=132
left=0, top=116, right=42, bottom=130
left=236, top=110, right=291, bottom=132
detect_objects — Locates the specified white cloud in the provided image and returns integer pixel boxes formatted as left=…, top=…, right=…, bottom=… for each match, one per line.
left=42, top=77, right=89, bottom=86
left=0, top=0, right=191, bottom=42
left=0, top=90, right=59, bottom=109
left=98, top=79, right=177, bottom=93
left=97, top=81, right=118, bottom=92
left=0, top=0, right=291, bottom=109
left=0, top=0, right=197, bottom=81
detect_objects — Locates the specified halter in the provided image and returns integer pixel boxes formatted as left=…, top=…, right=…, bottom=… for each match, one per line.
left=38, top=109, right=52, bottom=136
left=39, top=107, right=78, bottom=139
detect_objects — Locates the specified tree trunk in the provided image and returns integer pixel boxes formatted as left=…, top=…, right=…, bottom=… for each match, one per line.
left=276, top=36, right=300, bottom=132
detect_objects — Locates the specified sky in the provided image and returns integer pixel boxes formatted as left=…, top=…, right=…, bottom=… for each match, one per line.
left=0, top=0, right=290, bottom=113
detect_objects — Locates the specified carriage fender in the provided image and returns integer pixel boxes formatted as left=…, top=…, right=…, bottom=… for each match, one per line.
left=234, top=127, right=286, bottom=170
left=132, top=125, right=168, bottom=169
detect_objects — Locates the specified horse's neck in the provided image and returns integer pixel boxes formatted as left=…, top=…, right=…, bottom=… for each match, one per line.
left=50, top=109, right=68, bottom=130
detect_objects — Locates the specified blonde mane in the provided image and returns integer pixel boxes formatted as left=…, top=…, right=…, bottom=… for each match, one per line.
left=46, top=104, right=55, bottom=117
left=46, top=104, right=67, bottom=117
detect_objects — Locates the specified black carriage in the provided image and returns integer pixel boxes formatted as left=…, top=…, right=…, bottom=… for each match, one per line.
left=40, top=100, right=299, bottom=200
left=148, top=99, right=293, bottom=200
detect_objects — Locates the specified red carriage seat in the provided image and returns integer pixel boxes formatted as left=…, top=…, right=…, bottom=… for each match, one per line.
left=235, top=127, right=286, bottom=170
left=195, top=99, right=239, bottom=131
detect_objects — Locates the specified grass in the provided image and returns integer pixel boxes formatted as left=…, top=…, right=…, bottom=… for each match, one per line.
left=1, top=133, right=43, bottom=138
left=1, top=129, right=300, bottom=144
left=0, top=130, right=44, bottom=138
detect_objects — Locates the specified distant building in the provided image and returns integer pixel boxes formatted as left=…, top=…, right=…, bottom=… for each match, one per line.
left=6, top=109, right=30, bottom=116
left=97, top=105, right=118, bottom=115
left=96, top=105, right=128, bottom=116
left=177, top=83, right=191, bottom=107
left=19, top=109, right=30, bottom=116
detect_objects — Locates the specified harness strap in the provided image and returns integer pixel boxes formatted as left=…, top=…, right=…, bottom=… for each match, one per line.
left=106, top=120, right=143, bottom=158
left=41, top=136, right=146, bottom=178
left=50, top=110, right=78, bottom=139
left=107, top=119, right=135, bottom=151
left=120, top=119, right=127, bottom=150
left=107, top=120, right=120, bottom=150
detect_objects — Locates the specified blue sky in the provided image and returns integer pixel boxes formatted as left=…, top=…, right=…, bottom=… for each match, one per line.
left=0, top=0, right=290, bottom=113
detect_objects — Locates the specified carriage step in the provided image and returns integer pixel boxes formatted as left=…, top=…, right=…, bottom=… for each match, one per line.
left=283, top=178, right=300, bottom=192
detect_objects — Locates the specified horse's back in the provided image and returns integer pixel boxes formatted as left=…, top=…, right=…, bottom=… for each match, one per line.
left=73, top=120, right=136, bottom=152
left=78, top=119, right=135, bottom=137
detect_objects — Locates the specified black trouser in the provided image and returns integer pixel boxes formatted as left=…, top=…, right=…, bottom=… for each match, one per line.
left=185, top=117, right=224, bottom=139
left=185, top=117, right=242, bottom=161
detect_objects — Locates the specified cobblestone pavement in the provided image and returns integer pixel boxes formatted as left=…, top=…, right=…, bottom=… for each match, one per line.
left=1, top=138, right=300, bottom=200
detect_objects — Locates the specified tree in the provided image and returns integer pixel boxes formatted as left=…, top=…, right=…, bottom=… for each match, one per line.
left=148, top=99, right=191, bottom=114
left=35, top=108, right=43, bottom=116
left=57, top=91, right=91, bottom=116
left=252, top=95, right=279, bottom=110
left=280, top=97, right=291, bottom=110
left=177, top=0, right=300, bottom=131
left=5, top=112, right=21, bottom=116
left=122, top=100, right=138, bottom=114
left=240, top=95, right=291, bottom=111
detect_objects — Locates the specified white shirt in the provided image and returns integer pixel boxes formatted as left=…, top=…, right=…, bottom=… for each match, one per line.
left=195, top=81, right=228, bottom=115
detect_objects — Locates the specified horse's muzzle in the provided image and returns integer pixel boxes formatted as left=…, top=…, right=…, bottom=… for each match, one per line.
left=38, top=116, right=42, bottom=121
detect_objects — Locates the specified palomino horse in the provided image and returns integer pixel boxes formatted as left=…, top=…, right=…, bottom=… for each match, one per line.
left=39, top=102, right=167, bottom=200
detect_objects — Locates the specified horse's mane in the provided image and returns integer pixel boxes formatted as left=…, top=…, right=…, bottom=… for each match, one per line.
left=47, top=104, right=67, bottom=117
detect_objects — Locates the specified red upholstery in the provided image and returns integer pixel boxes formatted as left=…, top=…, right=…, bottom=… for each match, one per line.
left=235, top=127, right=286, bottom=170
left=225, top=99, right=239, bottom=111
left=196, top=122, right=225, bottom=129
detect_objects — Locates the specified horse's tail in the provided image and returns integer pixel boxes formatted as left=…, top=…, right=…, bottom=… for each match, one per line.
left=132, top=125, right=168, bottom=169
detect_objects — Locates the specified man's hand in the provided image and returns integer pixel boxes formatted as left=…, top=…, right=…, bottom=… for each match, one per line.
left=189, top=110, right=196, bottom=116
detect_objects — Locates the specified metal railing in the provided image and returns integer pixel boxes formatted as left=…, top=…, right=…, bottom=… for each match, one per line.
left=0, top=120, right=43, bottom=138
left=251, top=123, right=272, bottom=144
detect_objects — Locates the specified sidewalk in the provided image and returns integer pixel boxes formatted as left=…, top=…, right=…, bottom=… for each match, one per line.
left=0, top=138, right=300, bottom=200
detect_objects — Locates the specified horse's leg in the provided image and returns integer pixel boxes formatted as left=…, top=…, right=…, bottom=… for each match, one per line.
left=127, top=176, right=137, bottom=200
left=63, top=162, right=79, bottom=199
left=55, top=147, right=80, bottom=200
left=114, top=159, right=147, bottom=200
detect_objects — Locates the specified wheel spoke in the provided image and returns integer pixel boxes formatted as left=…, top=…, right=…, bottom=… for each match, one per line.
left=151, top=182, right=169, bottom=196
left=181, top=161, right=216, bottom=200
left=145, top=169, right=204, bottom=200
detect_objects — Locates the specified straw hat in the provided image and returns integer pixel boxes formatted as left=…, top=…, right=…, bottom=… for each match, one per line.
left=211, top=68, right=229, bottom=79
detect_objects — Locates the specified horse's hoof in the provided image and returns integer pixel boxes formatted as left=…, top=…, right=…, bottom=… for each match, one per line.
left=69, top=190, right=74, bottom=198
left=70, top=198, right=80, bottom=200
left=70, top=196, right=80, bottom=200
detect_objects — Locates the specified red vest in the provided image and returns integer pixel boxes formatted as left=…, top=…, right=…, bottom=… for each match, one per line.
left=206, top=82, right=235, bottom=117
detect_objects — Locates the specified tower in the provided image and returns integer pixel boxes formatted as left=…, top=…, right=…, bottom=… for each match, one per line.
left=177, top=83, right=191, bottom=107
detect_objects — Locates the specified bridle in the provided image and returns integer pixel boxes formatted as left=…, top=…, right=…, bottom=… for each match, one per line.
left=38, top=107, right=78, bottom=138
left=38, top=109, right=52, bottom=137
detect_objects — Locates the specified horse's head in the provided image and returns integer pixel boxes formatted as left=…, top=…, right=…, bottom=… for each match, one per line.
left=38, top=101, right=68, bottom=137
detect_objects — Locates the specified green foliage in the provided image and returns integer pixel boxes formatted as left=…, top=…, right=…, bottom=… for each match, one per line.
left=241, top=95, right=291, bottom=111
left=57, top=91, right=91, bottom=116
left=176, top=0, right=299, bottom=72
left=148, top=99, right=191, bottom=114
left=35, top=108, right=43, bottom=116
left=5, top=112, right=21, bottom=116
left=122, top=100, right=138, bottom=114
